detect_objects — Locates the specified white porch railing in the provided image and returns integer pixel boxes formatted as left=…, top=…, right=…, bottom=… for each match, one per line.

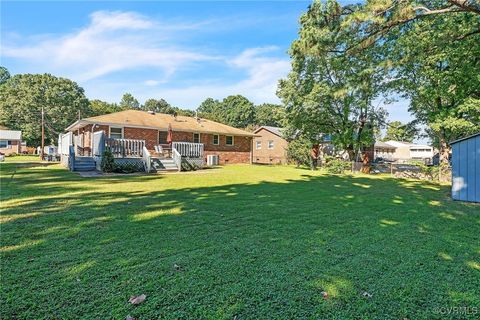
left=172, top=142, right=204, bottom=158
left=142, top=146, right=151, bottom=173
left=92, top=131, right=105, bottom=156
left=106, top=138, right=145, bottom=158
left=172, top=147, right=182, bottom=172
left=58, top=132, right=73, bottom=155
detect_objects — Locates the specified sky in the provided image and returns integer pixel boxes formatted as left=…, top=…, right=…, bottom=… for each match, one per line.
left=1, top=1, right=415, bottom=129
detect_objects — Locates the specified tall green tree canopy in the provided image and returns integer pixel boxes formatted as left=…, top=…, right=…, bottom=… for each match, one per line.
left=0, top=67, right=10, bottom=85
left=383, top=121, right=418, bottom=142
left=142, top=98, right=173, bottom=113
left=220, top=95, right=256, bottom=128
left=0, top=74, right=90, bottom=146
left=119, top=93, right=140, bottom=110
left=278, top=0, right=387, bottom=160
left=255, top=103, right=285, bottom=127
left=88, top=99, right=121, bottom=117
left=196, top=95, right=256, bottom=128
left=344, top=0, right=480, bottom=52
left=381, top=3, right=480, bottom=161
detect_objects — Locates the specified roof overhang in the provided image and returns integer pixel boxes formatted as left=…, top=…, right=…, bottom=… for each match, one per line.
left=65, top=120, right=95, bottom=132
left=66, top=119, right=259, bottom=137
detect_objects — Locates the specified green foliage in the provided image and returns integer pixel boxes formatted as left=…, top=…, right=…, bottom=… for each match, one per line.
left=278, top=0, right=386, bottom=160
left=286, top=136, right=312, bottom=167
left=0, top=66, right=10, bottom=85
left=89, top=99, right=122, bottom=117
left=341, top=0, right=480, bottom=163
left=100, top=148, right=115, bottom=173
left=113, top=162, right=139, bottom=174
left=220, top=95, right=256, bottom=128
left=142, top=98, right=174, bottom=114
left=255, top=103, right=285, bottom=127
left=119, top=93, right=140, bottom=110
left=383, top=121, right=418, bottom=142
left=196, top=95, right=255, bottom=128
left=197, top=98, right=221, bottom=121
left=323, top=156, right=350, bottom=174
left=0, top=73, right=90, bottom=146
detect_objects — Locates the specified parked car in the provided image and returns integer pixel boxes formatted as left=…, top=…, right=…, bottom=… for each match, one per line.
left=0, top=152, right=4, bottom=162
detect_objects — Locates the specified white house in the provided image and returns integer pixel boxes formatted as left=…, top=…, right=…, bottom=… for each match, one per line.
left=380, top=140, right=434, bottom=161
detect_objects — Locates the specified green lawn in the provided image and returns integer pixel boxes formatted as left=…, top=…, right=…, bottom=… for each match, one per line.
left=1, top=159, right=479, bottom=319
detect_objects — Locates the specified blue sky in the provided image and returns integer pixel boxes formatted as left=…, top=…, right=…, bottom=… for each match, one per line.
left=1, top=1, right=414, bottom=127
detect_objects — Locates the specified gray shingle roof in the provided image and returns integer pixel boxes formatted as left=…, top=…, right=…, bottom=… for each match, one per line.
left=254, top=126, right=284, bottom=137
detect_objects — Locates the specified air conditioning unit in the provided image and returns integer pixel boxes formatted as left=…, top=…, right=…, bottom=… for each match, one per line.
left=207, top=155, right=219, bottom=166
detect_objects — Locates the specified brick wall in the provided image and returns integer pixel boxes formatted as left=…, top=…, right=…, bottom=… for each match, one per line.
left=78, top=124, right=252, bottom=164
left=172, top=131, right=252, bottom=164
left=124, top=127, right=158, bottom=149
left=0, top=140, right=21, bottom=155
left=252, top=128, right=288, bottom=164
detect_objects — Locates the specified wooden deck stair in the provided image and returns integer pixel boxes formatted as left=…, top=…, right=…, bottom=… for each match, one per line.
left=150, top=158, right=179, bottom=172
left=74, top=156, right=96, bottom=171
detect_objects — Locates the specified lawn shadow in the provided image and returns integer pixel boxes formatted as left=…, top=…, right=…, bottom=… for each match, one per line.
left=1, top=164, right=479, bottom=319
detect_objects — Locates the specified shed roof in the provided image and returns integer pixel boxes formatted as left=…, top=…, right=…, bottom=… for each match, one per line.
left=450, top=132, right=480, bottom=145
left=66, top=110, right=256, bottom=137
left=0, top=129, right=22, bottom=140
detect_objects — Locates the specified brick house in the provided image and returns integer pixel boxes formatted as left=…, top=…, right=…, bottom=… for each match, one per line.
left=0, top=126, right=24, bottom=155
left=252, top=126, right=289, bottom=164
left=65, top=110, right=256, bottom=165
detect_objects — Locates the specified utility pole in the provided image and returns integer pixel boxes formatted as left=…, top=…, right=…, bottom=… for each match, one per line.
left=40, top=106, right=45, bottom=160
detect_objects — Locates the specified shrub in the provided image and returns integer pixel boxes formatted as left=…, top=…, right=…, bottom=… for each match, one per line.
left=286, top=137, right=313, bottom=168
left=101, top=148, right=115, bottom=172
left=323, top=156, right=350, bottom=174
left=114, top=163, right=139, bottom=174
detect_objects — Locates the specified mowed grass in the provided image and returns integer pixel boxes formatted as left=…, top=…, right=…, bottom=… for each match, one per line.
left=1, top=158, right=479, bottom=319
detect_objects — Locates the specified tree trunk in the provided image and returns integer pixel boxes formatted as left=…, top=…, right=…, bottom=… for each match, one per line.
left=439, top=132, right=450, bottom=165
left=310, top=144, right=320, bottom=170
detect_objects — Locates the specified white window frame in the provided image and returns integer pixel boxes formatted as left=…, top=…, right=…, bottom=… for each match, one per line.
left=0, top=140, right=8, bottom=148
left=226, top=135, right=234, bottom=146
left=212, top=134, right=219, bottom=145
left=256, top=141, right=262, bottom=150
left=268, top=140, right=274, bottom=149
left=193, top=133, right=201, bottom=144
left=109, top=127, right=123, bottom=139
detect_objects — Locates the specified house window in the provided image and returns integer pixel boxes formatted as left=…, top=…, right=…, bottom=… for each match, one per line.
left=213, top=134, right=219, bottom=145
left=256, top=141, right=261, bottom=149
left=268, top=140, right=274, bottom=149
left=226, top=136, right=234, bottom=146
left=110, top=127, right=123, bottom=139
left=193, top=133, right=200, bottom=143
left=0, top=140, right=8, bottom=148
left=159, top=131, right=168, bottom=144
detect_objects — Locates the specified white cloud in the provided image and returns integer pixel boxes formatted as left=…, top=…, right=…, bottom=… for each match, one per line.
left=2, top=11, right=291, bottom=106
left=109, top=46, right=291, bottom=107
left=1, top=11, right=217, bottom=81
left=144, top=80, right=161, bottom=86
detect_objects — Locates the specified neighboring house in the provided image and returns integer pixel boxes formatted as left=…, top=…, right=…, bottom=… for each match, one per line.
left=374, top=141, right=397, bottom=160
left=0, top=126, right=24, bottom=155
left=384, top=140, right=434, bottom=161
left=64, top=110, right=256, bottom=166
left=252, top=126, right=288, bottom=164
left=451, top=132, right=480, bottom=203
